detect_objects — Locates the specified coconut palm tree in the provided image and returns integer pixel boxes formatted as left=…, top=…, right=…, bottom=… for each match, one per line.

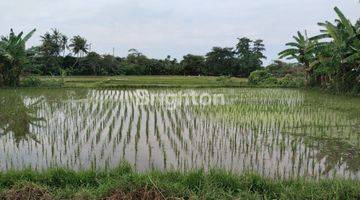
left=69, top=35, right=89, bottom=68
left=60, top=35, right=68, bottom=57
left=0, top=29, right=36, bottom=86
left=40, top=29, right=67, bottom=57
left=69, top=35, right=89, bottom=58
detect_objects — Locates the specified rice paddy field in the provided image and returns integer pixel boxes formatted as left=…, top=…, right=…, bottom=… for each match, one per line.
left=1, top=82, right=360, bottom=199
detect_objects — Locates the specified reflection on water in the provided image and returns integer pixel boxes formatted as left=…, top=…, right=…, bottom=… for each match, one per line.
left=0, top=92, right=44, bottom=144
left=0, top=88, right=359, bottom=180
left=306, top=138, right=360, bottom=174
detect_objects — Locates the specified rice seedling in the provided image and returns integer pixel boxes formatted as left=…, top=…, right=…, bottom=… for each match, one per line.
left=0, top=88, right=359, bottom=180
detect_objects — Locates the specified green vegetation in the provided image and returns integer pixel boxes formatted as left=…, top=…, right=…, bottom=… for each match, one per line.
left=279, top=7, right=360, bottom=94
left=1, top=88, right=358, bottom=175
left=0, top=7, right=358, bottom=95
left=0, top=164, right=360, bottom=200
left=0, top=4, right=359, bottom=200
left=248, top=70, right=272, bottom=85
left=0, top=29, right=36, bottom=87
left=1, top=83, right=360, bottom=199
left=1, top=32, right=265, bottom=81
left=21, top=76, right=42, bottom=87
left=22, top=76, right=248, bottom=88
left=249, top=68, right=305, bottom=88
left=247, top=7, right=359, bottom=93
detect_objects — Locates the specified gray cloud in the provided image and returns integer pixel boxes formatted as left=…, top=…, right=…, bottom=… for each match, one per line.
left=0, top=0, right=359, bottom=64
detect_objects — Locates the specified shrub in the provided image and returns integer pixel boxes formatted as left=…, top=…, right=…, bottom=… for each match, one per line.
left=262, top=77, right=278, bottom=86
left=279, top=74, right=305, bottom=88
left=248, top=70, right=271, bottom=85
left=21, top=76, right=42, bottom=87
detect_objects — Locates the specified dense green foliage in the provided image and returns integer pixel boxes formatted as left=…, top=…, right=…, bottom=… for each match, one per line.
left=21, top=76, right=42, bottom=87
left=249, top=61, right=306, bottom=88
left=0, top=164, right=359, bottom=199
left=23, top=34, right=265, bottom=78
left=0, top=29, right=36, bottom=86
left=248, top=70, right=271, bottom=85
left=279, top=7, right=360, bottom=94
left=0, top=27, right=265, bottom=86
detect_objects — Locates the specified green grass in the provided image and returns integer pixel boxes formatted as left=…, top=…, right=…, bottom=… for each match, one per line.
left=33, top=76, right=248, bottom=88
left=0, top=164, right=360, bottom=200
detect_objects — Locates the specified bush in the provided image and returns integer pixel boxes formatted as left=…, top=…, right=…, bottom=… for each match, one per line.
left=262, top=76, right=278, bottom=86
left=21, top=76, right=42, bottom=87
left=279, top=74, right=305, bottom=88
left=248, top=70, right=271, bottom=85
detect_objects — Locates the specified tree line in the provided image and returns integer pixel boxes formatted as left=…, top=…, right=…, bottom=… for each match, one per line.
left=0, top=28, right=266, bottom=86
left=1, top=6, right=358, bottom=93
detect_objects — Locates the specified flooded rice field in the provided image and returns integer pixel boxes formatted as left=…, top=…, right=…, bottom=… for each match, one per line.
left=0, top=88, right=359, bottom=179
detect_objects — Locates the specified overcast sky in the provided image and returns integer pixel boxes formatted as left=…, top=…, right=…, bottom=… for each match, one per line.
left=0, top=0, right=359, bottom=64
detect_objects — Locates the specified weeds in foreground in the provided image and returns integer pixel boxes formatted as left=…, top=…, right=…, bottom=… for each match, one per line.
left=0, top=164, right=360, bottom=200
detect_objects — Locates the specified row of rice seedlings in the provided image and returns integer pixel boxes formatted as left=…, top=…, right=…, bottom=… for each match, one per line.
left=0, top=88, right=359, bottom=179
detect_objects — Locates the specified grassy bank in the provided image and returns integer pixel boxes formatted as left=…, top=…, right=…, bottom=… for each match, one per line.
left=0, top=164, right=360, bottom=200
left=16, top=76, right=358, bottom=96
left=22, top=76, right=248, bottom=88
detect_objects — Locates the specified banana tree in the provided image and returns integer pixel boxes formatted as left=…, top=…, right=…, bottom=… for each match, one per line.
left=0, top=29, right=36, bottom=86
left=310, top=7, right=360, bottom=91
left=311, top=7, right=359, bottom=65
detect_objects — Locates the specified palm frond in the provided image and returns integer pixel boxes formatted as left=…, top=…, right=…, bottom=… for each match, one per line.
left=278, top=49, right=298, bottom=59
left=310, top=34, right=330, bottom=41
left=325, top=22, right=340, bottom=44
left=23, top=29, right=36, bottom=42
left=285, top=42, right=302, bottom=48
left=343, top=52, right=360, bottom=63
left=334, top=7, right=355, bottom=36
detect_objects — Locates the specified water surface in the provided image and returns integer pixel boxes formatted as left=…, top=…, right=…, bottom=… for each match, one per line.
left=0, top=88, right=359, bottom=179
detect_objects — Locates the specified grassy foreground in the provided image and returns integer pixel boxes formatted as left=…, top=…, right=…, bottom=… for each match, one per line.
left=0, top=164, right=360, bottom=200
left=33, top=76, right=248, bottom=88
